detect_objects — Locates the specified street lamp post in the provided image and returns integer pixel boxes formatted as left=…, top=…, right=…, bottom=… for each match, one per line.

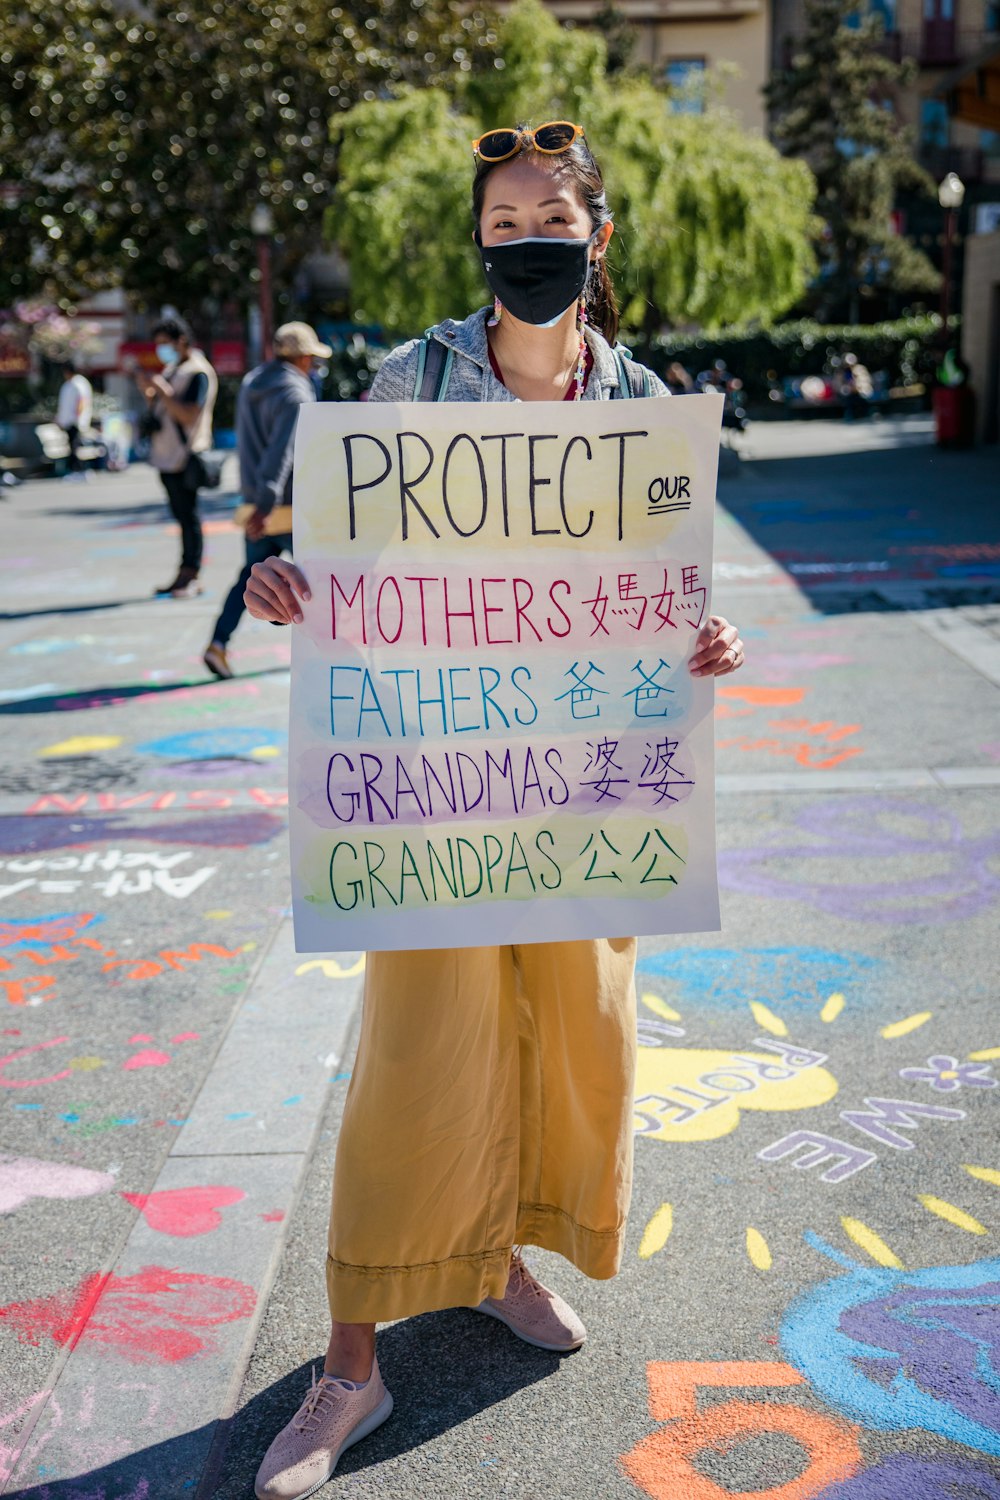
left=937, top=171, right=965, bottom=326
left=250, top=201, right=275, bottom=361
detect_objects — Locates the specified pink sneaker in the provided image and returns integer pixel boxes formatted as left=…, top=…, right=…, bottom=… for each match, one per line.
left=254, top=1360, right=393, bottom=1499
left=474, top=1249, right=587, bottom=1352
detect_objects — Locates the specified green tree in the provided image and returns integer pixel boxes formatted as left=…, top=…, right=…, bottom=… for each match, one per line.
left=0, top=0, right=492, bottom=312
left=329, top=0, right=817, bottom=337
left=764, top=0, right=939, bottom=320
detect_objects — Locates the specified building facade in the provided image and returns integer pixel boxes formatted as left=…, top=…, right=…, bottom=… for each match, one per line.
left=539, top=0, right=771, bottom=131
left=771, top=0, right=1000, bottom=187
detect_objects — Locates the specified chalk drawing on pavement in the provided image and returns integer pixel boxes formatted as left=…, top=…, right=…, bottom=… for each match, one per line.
left=782, top=1250, right=1000, bottom=1458
left=0, top=1155, right=115, bottom=1215
left=718, top=797, right=1000, bottom=924
left=0, top=1266, right=256, bottom=1363
left=120, top=1186, right=246, bottom=1237
left=636, top=946, right=885, bottom=1027
left=135, top=728, right=286, bottom=760
left=620, top=1359, right=863, bottom=1500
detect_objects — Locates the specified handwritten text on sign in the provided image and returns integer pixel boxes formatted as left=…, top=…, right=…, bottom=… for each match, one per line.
left=290, top=394, right=723, bottom=952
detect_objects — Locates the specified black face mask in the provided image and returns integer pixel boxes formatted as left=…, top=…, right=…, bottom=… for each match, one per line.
left=476, top=233, right=594, bottom=326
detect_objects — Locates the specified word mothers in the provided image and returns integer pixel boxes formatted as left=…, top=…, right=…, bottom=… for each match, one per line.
left=340, top=427, right=664, bottom=543
left=329, top=564, right=707, bottom=651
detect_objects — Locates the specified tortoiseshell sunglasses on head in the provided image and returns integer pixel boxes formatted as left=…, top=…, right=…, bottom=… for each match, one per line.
left=471, top=121, right=586, bottom=162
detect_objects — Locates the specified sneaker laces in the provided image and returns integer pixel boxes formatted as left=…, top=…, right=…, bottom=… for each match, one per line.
left=292, top=1369, right=354, bottom=1433
left=507, top=1248, right=545, bottom=1301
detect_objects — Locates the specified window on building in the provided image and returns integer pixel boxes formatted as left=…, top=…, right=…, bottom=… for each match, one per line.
left=664, top=57, right=706, bottom=114
left=920, top=98, right=950, bottom=151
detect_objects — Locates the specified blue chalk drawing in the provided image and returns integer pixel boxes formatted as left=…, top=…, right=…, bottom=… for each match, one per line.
left=782, top=1249, right=1000, bottom=1457
left=0, top=912, right=104, bottom=955
left=135, top=727, right=287, bottom=760
left=636, top=945, right=883, bottom=1014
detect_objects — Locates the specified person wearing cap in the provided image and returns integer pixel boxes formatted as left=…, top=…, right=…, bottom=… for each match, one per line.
left=204, top=321, right=331, bottom=679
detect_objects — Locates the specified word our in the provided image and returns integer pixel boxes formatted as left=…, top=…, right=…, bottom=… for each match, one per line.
left=328, top=564, right=706, bottom=649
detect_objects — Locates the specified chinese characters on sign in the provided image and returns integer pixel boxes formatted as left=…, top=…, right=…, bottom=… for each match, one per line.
left=289, top=394, right=723, bottom=951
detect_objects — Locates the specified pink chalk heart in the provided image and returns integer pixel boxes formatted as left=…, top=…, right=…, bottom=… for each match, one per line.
left=121, top=1185, right=246, bottom=1237
left=0, top=1154, right=115, bottom=1215
left=123, top=1049, right=171, bottom=1070
left=128, top=1034, right=154, bottom=1043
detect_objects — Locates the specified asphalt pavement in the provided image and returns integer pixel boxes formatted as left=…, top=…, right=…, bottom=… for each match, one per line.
left=1, top=413, right=998, bottom=1500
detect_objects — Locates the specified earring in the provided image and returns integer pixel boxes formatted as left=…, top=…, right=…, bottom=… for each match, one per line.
left=488, top=296, right=502, bottom=328
left=574, top=297, right=588, bottom=399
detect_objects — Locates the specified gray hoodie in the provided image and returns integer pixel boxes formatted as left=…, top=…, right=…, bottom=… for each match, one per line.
left=236, top=357, right=316, bottom=514
left=369, top=306, right=669, bottom=404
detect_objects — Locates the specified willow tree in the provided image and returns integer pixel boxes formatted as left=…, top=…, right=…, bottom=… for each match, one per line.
left=330, top=0, right=817, bottom=338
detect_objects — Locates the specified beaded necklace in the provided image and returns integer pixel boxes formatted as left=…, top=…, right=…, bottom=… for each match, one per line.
left=488, top=297, right=589, bottom=401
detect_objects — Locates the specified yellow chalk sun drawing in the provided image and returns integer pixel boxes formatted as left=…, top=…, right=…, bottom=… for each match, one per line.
left=636, top=993, right=998, bottom=1273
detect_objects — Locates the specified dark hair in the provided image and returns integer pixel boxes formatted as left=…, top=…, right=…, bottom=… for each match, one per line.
left=471, top=128, right=619, bottom=346
left=60, top=360, right=77, bottom=376
left=152, top=316, right=191, bottom=342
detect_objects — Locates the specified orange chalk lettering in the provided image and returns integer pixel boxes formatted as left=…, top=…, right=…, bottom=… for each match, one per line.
left=621, top=1361, right=862, bottom=1500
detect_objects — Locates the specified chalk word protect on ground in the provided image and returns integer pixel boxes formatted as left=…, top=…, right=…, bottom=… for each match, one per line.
left=620, top=1360, right=862, bottom=1500
left=634, top=1039, right=836, bottom=1144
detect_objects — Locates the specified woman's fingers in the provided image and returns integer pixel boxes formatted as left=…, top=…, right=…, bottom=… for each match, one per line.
left=689, top=615, right=745, bottom=677
left=244, top=560, right=312, bottom=623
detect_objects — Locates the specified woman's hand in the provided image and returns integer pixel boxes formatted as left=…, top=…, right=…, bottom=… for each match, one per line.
left=688, top=615, right=745, bottom=677
left=244, top=558, right=311, bottom=624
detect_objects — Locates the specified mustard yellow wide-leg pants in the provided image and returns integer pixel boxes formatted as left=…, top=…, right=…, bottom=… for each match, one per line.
left=326, top=938, right=638, bottom=1324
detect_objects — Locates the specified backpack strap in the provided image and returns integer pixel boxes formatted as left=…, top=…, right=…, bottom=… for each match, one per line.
left=412, top=332, right=455, bottom=401
left=614, top=347, right=651, bottom=399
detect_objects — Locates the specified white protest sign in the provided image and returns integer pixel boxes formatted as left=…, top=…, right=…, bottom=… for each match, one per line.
left=290, top=393, right=723, bottom=952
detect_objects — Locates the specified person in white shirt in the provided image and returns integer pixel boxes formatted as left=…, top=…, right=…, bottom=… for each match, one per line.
left=56, top=363, right=94, bottom=480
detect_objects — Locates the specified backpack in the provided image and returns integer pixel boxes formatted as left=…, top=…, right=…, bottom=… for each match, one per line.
left=411, top=330, right=652, bottom=401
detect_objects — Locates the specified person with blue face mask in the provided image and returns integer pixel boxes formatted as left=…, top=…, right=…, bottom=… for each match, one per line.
left=245, top=121, right=747, bottom=1500
left=139, top=314, right=218, bottom=597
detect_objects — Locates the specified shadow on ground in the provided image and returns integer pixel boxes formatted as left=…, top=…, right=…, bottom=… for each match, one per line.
left=718, top=429, right=1000, bottom=615
left=6, top=1313, right=561, bottom=1499
left=0, top=669, right=289, bottom=715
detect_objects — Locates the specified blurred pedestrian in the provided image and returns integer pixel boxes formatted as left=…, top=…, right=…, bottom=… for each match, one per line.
left=664, top=360, right=695, bottom=394
left=140, top=316, right=218, bottom=598
left=56, top=361, right=93, bottom=482
left=203, top=322, right=331, bottom=680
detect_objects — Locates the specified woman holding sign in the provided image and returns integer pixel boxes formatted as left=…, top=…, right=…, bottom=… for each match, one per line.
left=248, top=122, right=744, bottom=1500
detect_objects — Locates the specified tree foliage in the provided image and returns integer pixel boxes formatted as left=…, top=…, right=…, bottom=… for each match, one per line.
left=330, top=0, right=817, bottom=337
left=0, top=0, right=493, bottom=310
left=764, top=0, right=939, bottom=320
